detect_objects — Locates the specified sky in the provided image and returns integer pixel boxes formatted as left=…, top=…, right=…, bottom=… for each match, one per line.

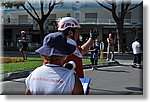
left=1, top=0, right=143, bottom=12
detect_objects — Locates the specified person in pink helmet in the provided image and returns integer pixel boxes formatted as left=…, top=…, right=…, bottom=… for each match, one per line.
left=44, top=17, right=99, bottom=78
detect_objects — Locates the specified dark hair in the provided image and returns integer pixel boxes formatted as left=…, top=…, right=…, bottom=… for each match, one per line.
left=62, top=27, right=76, bottom=40
left=62, top=27, right=76, bottom=36
left=135, top=37, right=139, bottom=41
left=108, top=33, right=114, bottom=39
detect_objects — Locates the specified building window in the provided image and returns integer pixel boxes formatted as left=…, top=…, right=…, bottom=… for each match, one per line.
left=85, top=13, right=97, bottom=23
left=49, top=14, right=56, bottom=20
left=118, top=12, right=131, bottom=19
left=75, top=1, right=80, bottom=3
left=7, top=15, right=10, bottom=23
left=118, top=12, right=131, bottom=23
left=67, top=13, right=71, bottom=17
left=125, top=12, right=131, bottom=19
left=19, top=15, right=28, bottom=24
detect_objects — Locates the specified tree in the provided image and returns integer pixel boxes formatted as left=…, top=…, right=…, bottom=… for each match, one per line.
left=2, top=0, right=63, bottom=44
left=96, top=0, right=143, bottom=52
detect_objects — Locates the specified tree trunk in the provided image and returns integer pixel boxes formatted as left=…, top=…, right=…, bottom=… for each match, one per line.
left=116, top=20, right=124, bottom=53
left=38, top=21, right=45, bottom=45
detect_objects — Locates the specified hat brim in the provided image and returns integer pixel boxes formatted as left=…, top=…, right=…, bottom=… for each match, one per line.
left=35, top=43, right=76, bottom=56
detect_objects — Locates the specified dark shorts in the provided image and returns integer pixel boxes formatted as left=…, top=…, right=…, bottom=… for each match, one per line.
left=20, top=45, right=28, bottom=51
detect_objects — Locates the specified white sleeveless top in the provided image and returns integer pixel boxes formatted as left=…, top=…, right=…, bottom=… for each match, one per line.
left=25, top=64, right=75, bottom=95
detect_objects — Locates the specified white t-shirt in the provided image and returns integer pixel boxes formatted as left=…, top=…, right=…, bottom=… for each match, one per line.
left=25, top=64, right=75, bottom=95
left=132, top=41, right=141, bottom=54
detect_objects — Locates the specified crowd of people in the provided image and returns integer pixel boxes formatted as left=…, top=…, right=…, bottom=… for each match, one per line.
left=20, top=17, right=142, bottom=95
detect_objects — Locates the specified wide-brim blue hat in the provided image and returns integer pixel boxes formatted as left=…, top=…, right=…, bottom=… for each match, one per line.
left=35, top=32, right=76, bottom=56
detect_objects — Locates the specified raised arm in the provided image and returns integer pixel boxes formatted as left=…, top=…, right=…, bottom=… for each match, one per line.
left=81, top=29, right=99, bottom=55
left=81, top=38, right=94, bottom=55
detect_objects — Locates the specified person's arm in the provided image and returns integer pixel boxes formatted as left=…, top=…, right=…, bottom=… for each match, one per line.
left=22, top=35, right=28, bottom=43
left=113, top=35, right=116, bottom=44
left=137, top=42, right=141, bottom=48
left=25, top=74, right=31, bottom=95
left=89, top=49, right=96, bottom=52
left=107, top=38, right=109, bottom=43
left=72, top=74, right=84, bottom=95
left=89, top=46, right=96, bottom=52
left=22, top=40, right=27, bottom=43
left=25, top=89, right=31, bottom=95
left=81, top=38, right=94, bottom=55
left=81, top=28, right=99, bottom=55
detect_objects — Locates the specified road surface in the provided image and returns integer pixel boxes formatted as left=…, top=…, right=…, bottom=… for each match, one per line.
left=1, top=65, right=143, bottom=95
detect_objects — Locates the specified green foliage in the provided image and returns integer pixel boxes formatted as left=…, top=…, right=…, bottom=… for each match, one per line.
left=82, top=59, right=107, bottom=64
left=1, top=57, right=107, bottom=74
left=2, top=58, right=43, bottom=74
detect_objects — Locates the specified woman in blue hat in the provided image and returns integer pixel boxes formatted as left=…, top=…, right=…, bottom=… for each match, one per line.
left=25, top=33, right=84, bottom=95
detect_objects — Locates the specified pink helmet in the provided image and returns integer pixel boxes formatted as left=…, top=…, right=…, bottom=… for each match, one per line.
left=58, top=17, right=81, bottom=31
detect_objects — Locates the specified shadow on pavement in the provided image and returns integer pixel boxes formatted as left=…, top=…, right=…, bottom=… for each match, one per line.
left=96, top=68, right=130, bottom=73
left=89, top=88, right=142, bottom=95
left=126, top=87, right=143, bottom=92
left=119, top=64, right=132, bottom=67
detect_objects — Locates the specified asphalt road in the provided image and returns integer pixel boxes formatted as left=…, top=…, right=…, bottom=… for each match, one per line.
left=0, top=65, right=143, bottom=95
left=84, top=65, right=143, bottom=95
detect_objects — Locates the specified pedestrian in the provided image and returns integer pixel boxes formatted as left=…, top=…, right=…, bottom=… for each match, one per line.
left=132, top=26, right=137, bottom=36
left=89, top=40, right=99, bottom=70
left=43, top=17, right=99, bottom=78
left=131, top=37, right=142, bottom=69
left=107, top=33, right=115, bottom=61
left=25, top=33, right=84, bottom=95
left=19, top=30, right=28, bottom=60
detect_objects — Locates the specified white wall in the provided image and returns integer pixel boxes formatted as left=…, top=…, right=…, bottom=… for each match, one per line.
left=2, top=3, right=142, bottom=25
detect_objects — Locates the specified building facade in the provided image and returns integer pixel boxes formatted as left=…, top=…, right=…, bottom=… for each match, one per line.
left=1, top=0, right=143, bottom=51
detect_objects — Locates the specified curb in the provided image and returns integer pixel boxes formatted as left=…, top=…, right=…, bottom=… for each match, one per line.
left=83, top=61, right=120, bottom=69
left=1, top=61, right=120, bottom=81
left=1, top=70, right=33, bottom=81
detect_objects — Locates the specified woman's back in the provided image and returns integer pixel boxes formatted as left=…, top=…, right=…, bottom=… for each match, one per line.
left=25, top=64, right=75, bottom=95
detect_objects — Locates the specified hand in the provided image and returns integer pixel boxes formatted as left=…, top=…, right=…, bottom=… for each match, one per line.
left=90, top=28, right=99, bottom=40
left=63, top=61, right=76, bottom=70
left=19, top=40, right=22, bottom=42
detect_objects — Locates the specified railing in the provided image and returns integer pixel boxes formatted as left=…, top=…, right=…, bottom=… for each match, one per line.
left=2, top=18, right=143, bottom=25
left=80, top=18, right=143, bottom=25
left=4, top=42, right=41, bottom=52
left=2, top=19, right=34, bottom=25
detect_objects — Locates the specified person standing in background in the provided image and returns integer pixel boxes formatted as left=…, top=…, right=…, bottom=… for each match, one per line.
left=89, top=40, right=99, bottom=70
left=19, top=31, right=28, bottom=60
left=107, top=33, right=115, bottom=61
left=131, top=37, right=142, bottom=69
